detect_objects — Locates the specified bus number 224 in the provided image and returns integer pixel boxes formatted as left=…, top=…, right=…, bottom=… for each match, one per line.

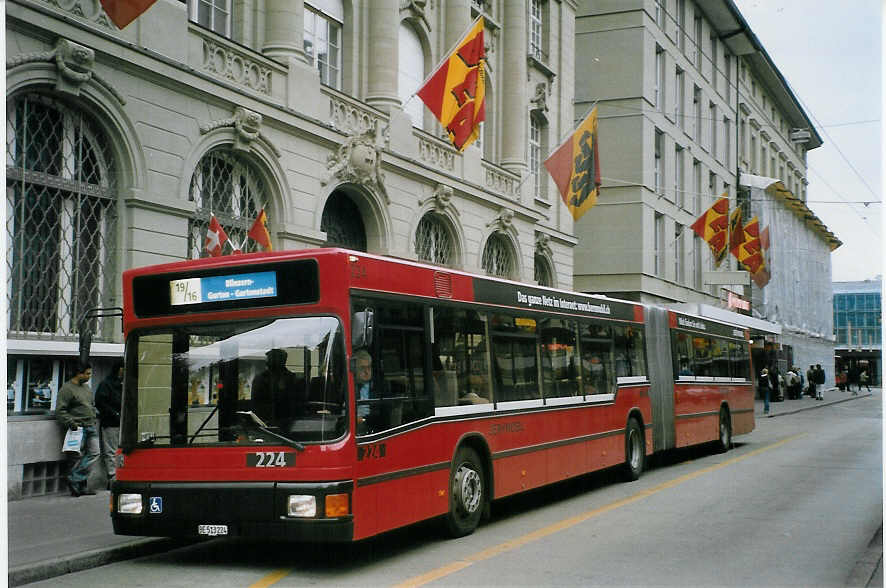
left=247, top=452, right=295, bottom=467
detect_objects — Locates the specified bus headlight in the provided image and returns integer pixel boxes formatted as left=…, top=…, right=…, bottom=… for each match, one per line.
left=287, top=495, right=316, bottom=518
left=118, top=493, right=143, bottom=514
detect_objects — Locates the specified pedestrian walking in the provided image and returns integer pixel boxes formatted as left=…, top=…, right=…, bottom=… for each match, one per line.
left=759, top=367, right=771, bottom=415
left=815, top=364, right=825, bottom=400
left=95, top=360, right=123, bottom=488
left=859, top=369, right=870, bottom=393
left=56, top=362, right=99, bottom=496
left=806, top=365, right=816, bottom=399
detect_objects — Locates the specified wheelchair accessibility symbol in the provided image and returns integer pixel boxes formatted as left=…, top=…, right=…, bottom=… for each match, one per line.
left=149, top=497, right=163, bottom=514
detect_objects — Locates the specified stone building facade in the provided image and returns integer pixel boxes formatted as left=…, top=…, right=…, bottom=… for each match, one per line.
left=5, top=0, right=578, bottom=498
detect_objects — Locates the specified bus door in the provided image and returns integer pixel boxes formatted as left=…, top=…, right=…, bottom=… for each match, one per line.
left=645, top=306, right=675, bottom=451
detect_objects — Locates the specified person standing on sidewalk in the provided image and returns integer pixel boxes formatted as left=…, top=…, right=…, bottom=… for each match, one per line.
left=806, top=365, right=816, bottom=399
left=95, top=360, right=123, bottom=488
left=859, top=369, right=870, bottom=393
left=815, top=364, right=825, bottom=400
left=759, top=367, right=771, bottom=415
left=56, top=363, right=99, bottom=496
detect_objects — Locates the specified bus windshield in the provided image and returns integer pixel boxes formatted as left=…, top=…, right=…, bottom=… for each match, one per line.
left=124, top=316, right=347, bottom=449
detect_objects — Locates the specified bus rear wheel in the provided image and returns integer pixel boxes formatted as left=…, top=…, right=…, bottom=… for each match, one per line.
left=623, top=417, right=644, bottom=481
left=445, top=446, right=485, bottom=537
left=717, top=408, right=732, bottom=453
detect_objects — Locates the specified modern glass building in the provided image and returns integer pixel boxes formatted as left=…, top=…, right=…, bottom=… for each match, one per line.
left=833, top=278, right=882, bottom=386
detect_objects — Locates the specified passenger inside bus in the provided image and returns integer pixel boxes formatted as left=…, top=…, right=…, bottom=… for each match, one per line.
left=251, top=348, right=304, bottom=427
left=354, top=348, right=375, bottom=433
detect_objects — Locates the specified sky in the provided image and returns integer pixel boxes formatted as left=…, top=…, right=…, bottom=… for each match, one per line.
left=731, top=0, right=882, bottom=283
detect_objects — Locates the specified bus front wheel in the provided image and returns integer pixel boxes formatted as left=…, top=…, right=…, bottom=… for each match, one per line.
left=445, top=446, right=485, bottom=537
left=623, top=417, right=645, bottom=481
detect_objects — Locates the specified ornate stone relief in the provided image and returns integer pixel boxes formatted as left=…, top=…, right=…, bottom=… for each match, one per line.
left=321, top=129, right=390, bottom=204
left=419, top=183, right=458, bottom=217
left=530, top=82, right=549, bottom=116
left=202, top=38, right=272, bottom=95
left=39, top=0, right=114, bottom=29
left=199, top=107, right=281, bottom=157
left=487, top=208, right=515, bottom=234
left=6, top=38, right=125, bottom=104
left=535, top=232, right=553, bottom=259
left=400, top=0, right=430, bottom=30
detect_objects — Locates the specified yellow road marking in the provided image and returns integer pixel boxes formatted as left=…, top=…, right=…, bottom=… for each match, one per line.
left=394, top=433, right=806, bottom=588
left=249, top=568, right=293, bottom=588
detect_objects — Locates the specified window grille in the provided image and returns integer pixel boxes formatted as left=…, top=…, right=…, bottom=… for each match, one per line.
left=188, top=149, right=270, bottom=258
left=534, top=255, right=553, bottom=287
left=21, top=461, right=67, bottom=497
left=481, top=234, right=514, bottom=279
left=321, top=191, right=367, bottom=251
left=6, top=94, right=117, bottom=338
left=415, top=213, right=454, bottom=266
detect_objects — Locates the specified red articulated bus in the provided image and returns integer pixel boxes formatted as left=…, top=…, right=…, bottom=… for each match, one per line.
left=111, top=248, right=754, bottom=542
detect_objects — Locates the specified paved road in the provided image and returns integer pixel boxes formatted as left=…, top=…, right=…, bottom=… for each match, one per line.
left=26, top=395, right=882, bottom=587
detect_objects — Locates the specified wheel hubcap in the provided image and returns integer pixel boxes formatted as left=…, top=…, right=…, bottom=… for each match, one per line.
left=629, top=429, right=642, bottom=470
left=454, top=465, right=481, bottom=514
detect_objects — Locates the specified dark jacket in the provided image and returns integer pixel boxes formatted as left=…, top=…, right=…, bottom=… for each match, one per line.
left=95, top=373, right=123, bottom=427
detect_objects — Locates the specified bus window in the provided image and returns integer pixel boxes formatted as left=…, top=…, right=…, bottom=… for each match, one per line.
left=728, top=340, right=750, bottom=380
left=432, top=307, right=491, bottom=408
left=579, top=322, right=614, bottom=395
left=692, top=336, right=712, bottom=377
left=673, top=331, right=694, bottom=378
left=539, top=318, right=579, bottom=398
left=711, top=338, right=731, bottom=378
left=614, top=325, right=647, bottom=378
left=491, top=313, right=539, bottom=402
left=136, top=333, right=175, bottom=446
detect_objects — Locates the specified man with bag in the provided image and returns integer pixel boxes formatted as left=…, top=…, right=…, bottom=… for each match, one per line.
left=56, top=362, right=99, bottom=496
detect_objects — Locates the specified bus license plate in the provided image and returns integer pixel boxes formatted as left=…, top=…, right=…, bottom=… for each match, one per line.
left=247, top=451, right=295, bottom=467
left=197, top=524, right=228, bottom=536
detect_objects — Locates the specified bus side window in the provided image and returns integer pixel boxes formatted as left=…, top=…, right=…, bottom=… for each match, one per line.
left=431, top=307, right=491, bottom=408
left=673, top=332, right=694, bottom=378
left=539, top=318, right=579, bottom=398
left=579, top=322, right=613, bottom=395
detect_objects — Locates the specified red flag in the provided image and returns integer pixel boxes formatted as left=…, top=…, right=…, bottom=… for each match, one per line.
left=753, top=225, right=772, bottom=287
left=204, top=214, right=228, bottom=257
left=417, top=18, right=486, bottom=151
left=728, top=207, right=745, bottom=259
left=544, top=106, right=602, bottom=221
left=690, top=195, right=729, bottom=267
left=248, top=209, right=273, bottom=252
left=100, top=0, right=158, bottom=28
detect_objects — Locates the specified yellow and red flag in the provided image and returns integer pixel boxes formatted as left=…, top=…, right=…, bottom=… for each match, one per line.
left=728, top=207, right=745, bottom=258
left=752, top=225, right=772, bottom=287
left=543, top=106, right=602, bottom=221
left=417, top=17, right=486, bottom=152
left=247, top=209, right=273, bottom=252
left=100, top=0, right=157, bottom=28
left=732, top=216, right=767, bottom=275
left=690, top=195, right=729, bottom=267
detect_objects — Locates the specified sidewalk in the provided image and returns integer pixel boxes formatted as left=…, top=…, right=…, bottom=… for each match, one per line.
left=7, top=388, right=878, bottom=586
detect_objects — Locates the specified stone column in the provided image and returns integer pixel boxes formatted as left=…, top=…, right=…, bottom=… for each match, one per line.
left=445, top=0, right=471, bottom=48
left=263, top=0, right=308, bottom=65
left=365, top=0, right=400, bottom=113
left=500, top=1, right=527, bottom=174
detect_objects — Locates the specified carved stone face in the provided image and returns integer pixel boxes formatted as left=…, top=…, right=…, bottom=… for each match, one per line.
left=350, top=143, right=377, bottom=175
left=242, top=112, right=261, bottom=134
left=59, top=40, right=94, bottom=72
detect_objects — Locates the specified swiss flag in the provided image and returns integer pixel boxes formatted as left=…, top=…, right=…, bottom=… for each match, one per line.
left=204, top=215, right=228, bottom=257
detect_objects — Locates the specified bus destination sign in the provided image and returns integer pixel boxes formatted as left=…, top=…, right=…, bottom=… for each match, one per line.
left=170, top=271, right=277, bottom=306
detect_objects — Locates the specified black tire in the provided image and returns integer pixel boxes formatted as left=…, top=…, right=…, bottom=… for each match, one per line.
left=716, top=408, right=732, bottom=453
left=623, top=417, right=645, bottom=482
left=445, top=446, right=485, bottom=537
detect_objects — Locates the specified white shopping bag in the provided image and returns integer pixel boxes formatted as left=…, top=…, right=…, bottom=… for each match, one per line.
left=62, top=427, right=84, bottom=455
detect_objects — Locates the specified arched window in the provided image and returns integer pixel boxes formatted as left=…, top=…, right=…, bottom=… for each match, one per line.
left=534, top=254, right=553, bottom=287
left=321, top=190, right=367, bottom=251
left=415, top=212, right=454, bottom=266
left=398, top=22, right=425, bottom=129
left=188, top=149, right=270, bottom=258
left=6, top=93, right=117, bottom=337
left=481, top=233, right=515, bottom=279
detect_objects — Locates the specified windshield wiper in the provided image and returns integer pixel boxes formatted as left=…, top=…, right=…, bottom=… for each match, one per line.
left=236, top=411, right=305, bottom=451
